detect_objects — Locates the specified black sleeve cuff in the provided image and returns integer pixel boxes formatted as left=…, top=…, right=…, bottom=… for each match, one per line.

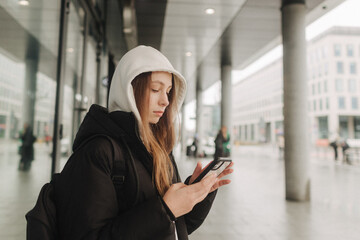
left=159, top=197, right=176, bottom=221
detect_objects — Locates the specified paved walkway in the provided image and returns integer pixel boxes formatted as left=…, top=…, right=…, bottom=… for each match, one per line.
left=1, top=141, right=360, bottom=239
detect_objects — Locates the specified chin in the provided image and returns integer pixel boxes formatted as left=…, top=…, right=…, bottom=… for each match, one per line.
left=149, top=118, right=160, bottom=124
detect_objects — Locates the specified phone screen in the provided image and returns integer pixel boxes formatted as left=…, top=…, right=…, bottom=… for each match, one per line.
left=192, top=158, right=232, bottom=184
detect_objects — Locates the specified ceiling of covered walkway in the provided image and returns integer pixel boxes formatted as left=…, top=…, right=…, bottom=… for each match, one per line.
left=134, top=0, right=345, bottom=103
left=0, top=0, right=346, bottom=104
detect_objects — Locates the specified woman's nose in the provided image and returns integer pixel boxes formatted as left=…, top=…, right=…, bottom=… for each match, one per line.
left=160, top=91, right=169, bottom=106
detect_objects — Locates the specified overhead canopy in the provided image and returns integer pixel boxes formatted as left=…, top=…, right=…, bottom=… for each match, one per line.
left=0, top=0, right=345, bottom=103
left=134, top=0, right=345, bottom=102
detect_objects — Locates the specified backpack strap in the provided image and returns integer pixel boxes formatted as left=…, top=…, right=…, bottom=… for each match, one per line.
left=77, top=134, right=131, bottom=210
left=107, top=137, right=126, bottom=193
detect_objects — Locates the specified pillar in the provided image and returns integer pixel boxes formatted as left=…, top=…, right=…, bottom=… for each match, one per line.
left=196, top=80, right=203, bottom=156
left=22, top=59, right=38, bottom=129
left=51, top=0, right=70, bottom=175
left=221, top=65, right=232, bottom=130
left=282, top=0, right=310, bottom=201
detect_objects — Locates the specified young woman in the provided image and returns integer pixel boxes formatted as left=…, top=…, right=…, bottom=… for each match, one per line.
left=54, top=45, right=233, bottom=239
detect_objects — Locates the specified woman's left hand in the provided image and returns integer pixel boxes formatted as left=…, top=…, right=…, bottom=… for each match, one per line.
left=189, top=161, right=234, bottom=193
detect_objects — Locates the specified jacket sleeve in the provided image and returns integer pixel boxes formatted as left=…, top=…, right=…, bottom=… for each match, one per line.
left=183, top=177, right=217, bottom=234
left=170, top=155, right=218, bottom=235
left=56, top=138, right=175, bottom=240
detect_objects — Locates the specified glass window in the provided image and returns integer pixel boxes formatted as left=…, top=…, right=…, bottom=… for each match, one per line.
left=319, top=99, right=323, bottom=110
left=318, top=82, right=321, bottom=94
left=348, top=79, right=356, bottom=93
left=354, top=117, right=360, bottom=138
left=347, top=44, right=354, bottom=57
left=339, top=116, right=349, bottom=138
left=251, top=124, right=254, bottom=141
left=244, top=125, right=247, bottom=140
left=337, top=62, right=344, bottom=74
left=0, top=1, right=62, bottom=174
left=334, top=44, right=341, bottom=56
left=324, top=62, right=329, bottom=75
left=318, top=116, right=328, bottom=138
left=338, top=97, right=345, bottom=109
left=313, top=100, right=316, bottom=111
left=326, top=98, right=329, bottom=110
left=335, top=78, right=343, bottom=92
left=352, top=97, right=358, bottom=109
left=350, top=62, right=357, bottom=74
left=324, top=80, right=328, bottom=93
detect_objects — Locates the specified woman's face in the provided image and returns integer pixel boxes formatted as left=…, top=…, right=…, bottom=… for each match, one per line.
left=148, top=71, right=172, bottom=124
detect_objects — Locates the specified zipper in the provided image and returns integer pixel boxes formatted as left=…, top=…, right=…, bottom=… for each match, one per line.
left=173, top=221, right=178, bottom=240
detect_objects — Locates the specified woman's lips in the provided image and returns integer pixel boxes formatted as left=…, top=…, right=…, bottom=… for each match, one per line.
left=154, top=111, right=164, bottom=117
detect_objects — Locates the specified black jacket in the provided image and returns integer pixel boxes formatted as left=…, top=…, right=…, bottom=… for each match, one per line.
left=54, top=104, right=217, bottom=240
left=21, top=127, right=36, bottom=161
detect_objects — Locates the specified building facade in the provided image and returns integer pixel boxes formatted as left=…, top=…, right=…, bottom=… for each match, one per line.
left=233, top=26, right=360, bottom=145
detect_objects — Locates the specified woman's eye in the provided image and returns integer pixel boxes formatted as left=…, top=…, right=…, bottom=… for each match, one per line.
left=152, top=89, right=159, bottom=92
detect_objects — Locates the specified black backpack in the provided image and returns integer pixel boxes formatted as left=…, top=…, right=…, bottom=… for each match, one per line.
left=25, top=134, right=129, bottom=240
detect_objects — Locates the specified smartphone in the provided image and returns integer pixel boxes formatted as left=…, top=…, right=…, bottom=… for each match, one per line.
left=192, top=157, right=232, bottom=184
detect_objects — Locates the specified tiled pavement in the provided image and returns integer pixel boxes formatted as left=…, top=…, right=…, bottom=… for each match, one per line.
left=1, top=141, right=360, bottom=240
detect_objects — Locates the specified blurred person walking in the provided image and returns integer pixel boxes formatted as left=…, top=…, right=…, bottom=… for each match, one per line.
left=18, top=123, right=37, bottom=171
left=214, top=126, right=230, bottom=160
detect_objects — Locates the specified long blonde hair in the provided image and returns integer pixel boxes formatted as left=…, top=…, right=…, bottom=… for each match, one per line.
left=132, top=72, right=178, bottom=196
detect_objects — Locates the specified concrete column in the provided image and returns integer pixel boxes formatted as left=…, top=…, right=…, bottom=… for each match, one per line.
left=221, top=65, right=232, bottom=131
left=282, top=0, right=310, bottom=201
left=196, top=82, right=203, bottom=156
left=22, top=59, right=38, bottom=129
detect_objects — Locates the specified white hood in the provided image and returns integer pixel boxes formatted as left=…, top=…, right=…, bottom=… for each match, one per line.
left=108, top=45, right=187, bottom=126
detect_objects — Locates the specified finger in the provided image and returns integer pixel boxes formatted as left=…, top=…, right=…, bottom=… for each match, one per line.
left=210, top=179, right=232, bottom=192
left=192, top=174, right=218, bottom=202
left=189, top=162, right=203, bottom=184
left=192, top=161, right=203, bottom=176
left=217, top=168, right=234, bottom=179
left=191, top=173, right=217, bottom=193
left=226, top=162, right=234, bottom=169
left=216, top=179, right=231, bottom=188
left=189, top=160, right=213, bottom=184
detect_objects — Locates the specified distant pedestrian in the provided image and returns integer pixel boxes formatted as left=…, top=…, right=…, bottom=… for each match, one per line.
left=340, top=139, right=350, bottom=163
left=191, top=134, right=199, bottom=157
left=18, top=123, right=36, bottom=171
left=214, top=126, right=230, bottom=160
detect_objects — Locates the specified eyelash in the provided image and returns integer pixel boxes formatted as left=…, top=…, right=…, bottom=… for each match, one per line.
left=152, top=89, right=171, bottom=96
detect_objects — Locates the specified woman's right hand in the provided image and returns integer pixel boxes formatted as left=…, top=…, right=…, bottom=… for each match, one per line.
left=163, top=174, right=217, bottom=218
